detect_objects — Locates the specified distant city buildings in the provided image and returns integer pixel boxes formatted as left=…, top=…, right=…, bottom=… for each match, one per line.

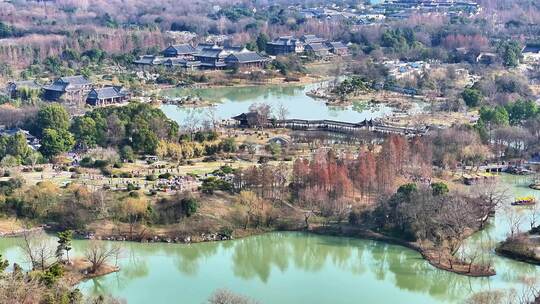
left=381, top=0, right=481, bottom=20
left=291, top=0, right=480, bottom=25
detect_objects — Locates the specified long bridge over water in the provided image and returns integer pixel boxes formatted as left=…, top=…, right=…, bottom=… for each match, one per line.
left=231, top=113, right=429, bottom=136
left=274, top=119, right=428, bottom=136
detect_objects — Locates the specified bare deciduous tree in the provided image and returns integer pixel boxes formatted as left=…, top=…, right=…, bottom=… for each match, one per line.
left=84, top=241, right=121, bottom=274
left=205, top=106, right=219, bottom=130
left=435, top=195, right=479, bottom=255
left=183, top=110, right=200, bottom=140
left=473, top=179, right=510, bottom=216
left=0, top=274, right=45, bottom=304
left=248, top=103, right=272, bottom=129
left=503, top=206, right=524, bottom=238
left=19, top=230, right=56, bottom=271
left=207, top=289, right=259, bottom=304
left=528, top=203, right=540, bottom=230
left=275, top=102, right=289, bottom=121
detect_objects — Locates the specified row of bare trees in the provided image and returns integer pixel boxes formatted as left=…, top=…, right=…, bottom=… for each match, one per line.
left=19, top=230, right=120, bottom=275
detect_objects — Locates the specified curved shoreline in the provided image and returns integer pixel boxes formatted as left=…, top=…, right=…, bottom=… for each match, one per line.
left=306, top=225, right=496, bottom=277
left=495, top=236, right=540, bottom=266
left=495, top=246, right=540, bottom=265
left=67, top=224, right=496, bottom=278
left=159, top=75, right=331, bottom=97
left=64, top=259, right=121, bottom=286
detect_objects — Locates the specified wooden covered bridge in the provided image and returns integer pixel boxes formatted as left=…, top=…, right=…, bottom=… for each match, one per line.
left=231, top=113, right=428, bottom=136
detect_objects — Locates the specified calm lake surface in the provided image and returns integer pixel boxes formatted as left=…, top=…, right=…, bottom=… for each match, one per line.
left=0, top=175, right=539, bottom=303
left=160, top=82, right=423, bottom=124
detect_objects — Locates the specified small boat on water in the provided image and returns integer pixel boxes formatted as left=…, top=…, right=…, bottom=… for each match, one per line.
left=511, top=196, right=537, bottom=206
left=529, top=183, right=540, bottom=190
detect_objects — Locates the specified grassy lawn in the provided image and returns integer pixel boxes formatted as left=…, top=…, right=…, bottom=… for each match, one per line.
left=2, top=159, right=265, bottom=190
left=1, top=166, right=73, bottom=186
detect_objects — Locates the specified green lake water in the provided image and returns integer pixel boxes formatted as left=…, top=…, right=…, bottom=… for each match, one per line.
left=0, top=176, right=539, bottom=303
left=160, top=83, right=424, bottom=124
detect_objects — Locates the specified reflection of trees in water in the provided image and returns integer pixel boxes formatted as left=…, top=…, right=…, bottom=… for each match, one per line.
left=118, top=247, right=149, bottom=282
left=165, top=85, right=306, bottom=104
left=231, top=233, right=363, bottom=282
left=228, top=231, right=501, bottom=303
left=0, top=238, right=27, bottom=269
left=289, top=235, right=327, bottom=272
left=86, top=277, right=108, bottom=295
left=83, top=243, right=149, bottom=295
left=215, top=85, right=304, bottom=102
left=462, top=175, right=540, bottom=290
left=387, top=250, right=469, bottom=301
left=171, top=242, right=220, bottom=276
left=232, top=234, right=290, bottom=282
left=0, top=237, right=20, bottom=253
left=348, top=242, right=368, bottom=276
left=370, top=242, right=389, bottom=281
left=497, top=258, right=539, bottom=284
left=369, top=241, right=499, bottom=302
left=302, top=236, right=353, bottom=272
left=3, top=230, right=539, bottom=302
left=175, top=106, right=207, bottom=117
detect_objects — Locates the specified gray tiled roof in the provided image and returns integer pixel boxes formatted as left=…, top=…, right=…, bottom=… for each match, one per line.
left=195, top=48, right=224, bottom=58
left=163, top=58, right=201, bottom=67
left=43, top=83, right=68, bottom=92
left=306, top=43, right=329, bottom=52
left=269, top=37, right=298, bottom=46
left=12, top=80, right=41, bottom=89
left=88, top=86, right=126, bottom=100
left=0, top=127, right=35, bottom=140
left=326, top=41, right=348, bottom=49
left=196, top=43, right=219, bottom=52
left=225, top=52, right=267, bottom=63
left=523, top=45, right=540, bottom=54
left=58, top=75, right=90, bottom=86
left=165, top=44, right=197, bottom=55
left=133, top=55, right=163, bottom=65
left=301, top=35, right=326, bottom=43
left=224, top=46, right=245, bottom=52
left=43, top=75, right=90, bottom=92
